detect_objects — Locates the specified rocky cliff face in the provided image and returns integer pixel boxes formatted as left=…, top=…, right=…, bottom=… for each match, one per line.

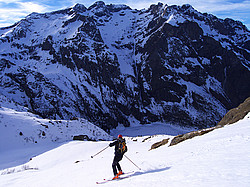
left=0, top=2, right=249, bottom=131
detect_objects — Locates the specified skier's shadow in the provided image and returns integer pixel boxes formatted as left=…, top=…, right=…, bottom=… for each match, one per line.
left=130, top=166, right=171, bottom=177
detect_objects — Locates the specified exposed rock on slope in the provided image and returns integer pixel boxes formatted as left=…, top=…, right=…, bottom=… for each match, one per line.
left=150, top=138, right=170, bottom=150
left=169, top=97, right=250, bottom=146
left=169, top=128, right=214, bottom=146
left=217, top=97, right=250, bottom=127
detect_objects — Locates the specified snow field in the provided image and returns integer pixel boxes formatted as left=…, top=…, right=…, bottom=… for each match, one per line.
left=1, top=113, right=250, bottom=186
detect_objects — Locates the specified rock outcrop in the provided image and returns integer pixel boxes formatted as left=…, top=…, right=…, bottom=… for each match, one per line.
left=169, top=97, right=250, bottom=146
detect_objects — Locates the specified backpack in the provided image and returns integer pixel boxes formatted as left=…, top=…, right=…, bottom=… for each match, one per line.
left=118, top=139, right=127, bottom=154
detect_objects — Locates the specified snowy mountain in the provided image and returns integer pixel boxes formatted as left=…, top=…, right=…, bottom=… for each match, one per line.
left=1, top=111, right=249, bottom=186
left=0, top=1, right=249, bottom=130
left=0, top=94, right=112, bottom=153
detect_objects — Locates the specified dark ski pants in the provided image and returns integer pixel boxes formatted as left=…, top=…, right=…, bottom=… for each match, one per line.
left=112, top=154, right=123, bottom=175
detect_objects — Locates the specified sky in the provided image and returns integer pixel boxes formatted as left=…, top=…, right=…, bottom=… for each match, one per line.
left=0, top=0, right=249, bottom=29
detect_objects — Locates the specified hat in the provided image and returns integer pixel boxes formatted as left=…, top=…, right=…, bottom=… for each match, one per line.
left=117, top=134, right=122, bottom=138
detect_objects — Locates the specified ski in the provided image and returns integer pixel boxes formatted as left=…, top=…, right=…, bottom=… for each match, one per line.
left=96, top=178, right=113, bottom=184
left=96, top=171, right=135, bottom=184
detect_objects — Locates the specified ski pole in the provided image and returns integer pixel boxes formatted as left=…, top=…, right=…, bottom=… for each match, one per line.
left=124, top=155, right=141, bottom=170
left=91, top=146, right=109, bottom=158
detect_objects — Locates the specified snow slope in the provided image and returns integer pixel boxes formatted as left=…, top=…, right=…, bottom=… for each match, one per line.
left=0, top=113, right=249, bottom=186
left=0, top=94, right=112, bottom=170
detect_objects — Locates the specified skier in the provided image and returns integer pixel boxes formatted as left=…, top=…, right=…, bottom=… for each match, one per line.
left=109, top=134, right=127, bottom=180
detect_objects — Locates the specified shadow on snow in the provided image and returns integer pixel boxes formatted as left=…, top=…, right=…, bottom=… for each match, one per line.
left=129, top=166, right=171, bottom=178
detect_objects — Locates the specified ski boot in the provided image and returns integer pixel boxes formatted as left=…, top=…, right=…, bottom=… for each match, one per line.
left=118, top=170, right=124, bottom=175
left=112, top=174, right=119, bottom=180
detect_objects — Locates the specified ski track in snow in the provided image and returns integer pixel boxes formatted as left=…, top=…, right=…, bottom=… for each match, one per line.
left=0, top=113, right=249, bottom=187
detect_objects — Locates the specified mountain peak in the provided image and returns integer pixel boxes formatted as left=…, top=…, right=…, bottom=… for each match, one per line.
left=86, top=1, right=131, bottom=17
left=88, top=1, right=106, bottom=10
left=181, top=4, right=194, bottom=10
left=72, top=3, right=87, bottom=13
left=149, top=2, right=164, bottom=13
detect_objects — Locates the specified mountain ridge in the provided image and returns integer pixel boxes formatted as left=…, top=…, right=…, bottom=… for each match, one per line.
left=0, top=1, right=249, bottom=131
